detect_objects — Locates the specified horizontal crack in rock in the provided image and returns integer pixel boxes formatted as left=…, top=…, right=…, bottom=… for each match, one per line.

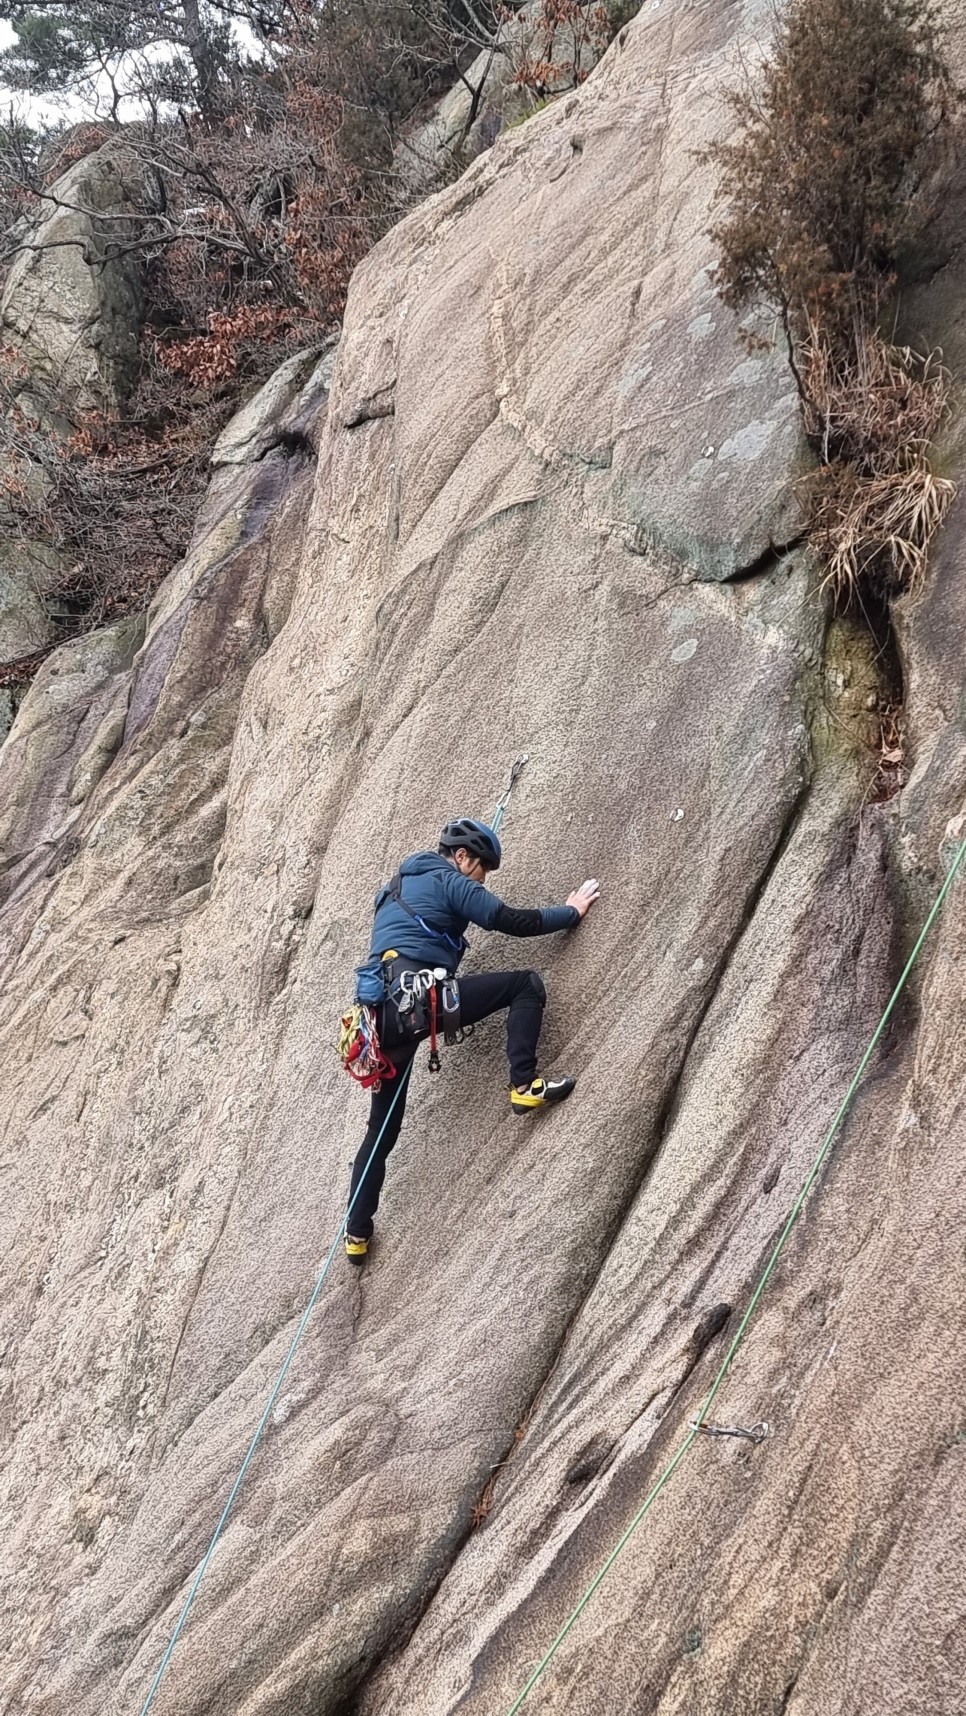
left=721, top=530, right=809, bottom=585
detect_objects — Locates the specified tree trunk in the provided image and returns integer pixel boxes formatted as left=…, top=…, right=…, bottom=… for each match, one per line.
left=179, top=0, right=224, bottom=118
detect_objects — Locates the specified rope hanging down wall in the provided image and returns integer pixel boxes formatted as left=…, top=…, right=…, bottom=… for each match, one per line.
left=504, top=826, right=966, bottom=1715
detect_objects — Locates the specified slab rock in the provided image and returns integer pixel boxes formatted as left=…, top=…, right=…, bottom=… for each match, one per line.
left=2, top=4, right=966, bottom=1716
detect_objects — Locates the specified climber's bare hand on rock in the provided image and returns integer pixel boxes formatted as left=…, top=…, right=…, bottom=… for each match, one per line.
left=567, top=878, right=600, bottom=919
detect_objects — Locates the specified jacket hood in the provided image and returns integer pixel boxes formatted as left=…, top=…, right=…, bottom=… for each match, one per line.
left=397, top=850, right=451, bottom=878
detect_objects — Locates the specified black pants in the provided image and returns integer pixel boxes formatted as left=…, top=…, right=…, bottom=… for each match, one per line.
left=346, top=969, right=546, bottom=1239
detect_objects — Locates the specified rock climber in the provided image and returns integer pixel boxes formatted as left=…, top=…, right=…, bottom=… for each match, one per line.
left=345, top=818, right=599, bottom=1263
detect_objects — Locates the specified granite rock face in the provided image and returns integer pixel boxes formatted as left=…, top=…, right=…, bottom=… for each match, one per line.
left=2, top=5, right=966, bottom=1716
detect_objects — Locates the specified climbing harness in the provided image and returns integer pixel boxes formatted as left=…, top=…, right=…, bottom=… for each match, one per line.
left=343, top=959, right=449, bottom=1081
left=337, top=1003, right=396, bottom=1089
left=381, top=963, right=468, bottom=1068
left=491, top=753, right=529, bottom=837
left=504, top=827, right=966, bottom=1716
left=689, top=1418, right=768, bottom=1446
left=380, top=957, right=448, bottom=1070
left=138, top=1058, right=414, bottom=1716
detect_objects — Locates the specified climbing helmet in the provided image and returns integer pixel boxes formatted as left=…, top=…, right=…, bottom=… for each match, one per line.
left=438, top=817, right=502, bottom=871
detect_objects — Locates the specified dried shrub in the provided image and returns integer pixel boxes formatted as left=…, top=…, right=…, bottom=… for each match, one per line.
left=706, top=0, right=959, bottom=605
left=3, top=0, right=624, bottom=686
left=40, top=122, right=111, bottom=183
left=512, top=0, right=611, bottom=98
left=803, top=331, right=954, bottom=599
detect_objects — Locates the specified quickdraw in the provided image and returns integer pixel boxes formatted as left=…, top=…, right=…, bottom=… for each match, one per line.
left=688, top=1418, right=768, bottom=1446
left=491, top=753, right=529, bottom=837
left=338, top=1004, right=396, bottom=1090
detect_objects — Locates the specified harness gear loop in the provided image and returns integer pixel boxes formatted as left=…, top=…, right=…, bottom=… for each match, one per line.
left=491, top=753, right=529, bottom=837
left=688, top=1419, right=768, bottom=1446
left=428, top=984, right=441, bottom=1073
left=441, top=978, right=463, bottom=1044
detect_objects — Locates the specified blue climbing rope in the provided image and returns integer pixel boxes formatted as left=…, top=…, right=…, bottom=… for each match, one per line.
left=139, top=1057, right=414, bottom=1716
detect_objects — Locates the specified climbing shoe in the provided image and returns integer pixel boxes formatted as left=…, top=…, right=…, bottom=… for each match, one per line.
left=510, top=1075, right=576, bottom=1115
left=344, top=1233, right=370, bottom=1266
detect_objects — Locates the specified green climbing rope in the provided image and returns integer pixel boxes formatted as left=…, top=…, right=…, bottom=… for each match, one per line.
left=505, top=829, right=966, bottom=1715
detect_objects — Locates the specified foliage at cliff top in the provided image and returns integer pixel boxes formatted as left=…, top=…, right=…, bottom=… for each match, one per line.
left=0, top=2, right=629, bottom=679
left=707, top=0, right=959, bottom=604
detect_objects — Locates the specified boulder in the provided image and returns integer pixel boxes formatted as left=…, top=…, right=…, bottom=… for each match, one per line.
left=0, top=146, right=145, bottom=412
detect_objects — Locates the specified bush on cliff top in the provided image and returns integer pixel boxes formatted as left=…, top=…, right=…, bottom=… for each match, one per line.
left=707, top=0, right=958, bottom=604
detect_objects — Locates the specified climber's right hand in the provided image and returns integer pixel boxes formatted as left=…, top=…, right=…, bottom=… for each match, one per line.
left=567, top=878, right=600, bottom=919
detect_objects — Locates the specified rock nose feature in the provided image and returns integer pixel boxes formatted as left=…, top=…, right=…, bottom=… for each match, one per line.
left=3, top=4, right=966, bottom=1716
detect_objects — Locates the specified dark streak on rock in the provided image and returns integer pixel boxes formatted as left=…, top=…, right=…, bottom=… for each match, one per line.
left=257, top=426, right=316, bottom=462
left=779, top=1671, right=800, bottom=1712
left=564, top=1433, right=615, bottom=1487
left=687, top=1301, right=732, bottom=1358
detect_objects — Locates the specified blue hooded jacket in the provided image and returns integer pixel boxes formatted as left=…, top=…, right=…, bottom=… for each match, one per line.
left=354, top=850, right=577, bottom=1000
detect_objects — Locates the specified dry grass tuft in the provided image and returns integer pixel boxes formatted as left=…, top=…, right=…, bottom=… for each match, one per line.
left=802, top=330, right=956, bottom=602
left=810, top=455, right=955, bottom=603
left=802, top=332, right=950, bottom=468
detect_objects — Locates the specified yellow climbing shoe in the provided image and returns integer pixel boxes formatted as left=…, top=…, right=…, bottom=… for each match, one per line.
left=510, top=1075, right=576, bottom=1115
left=345, top=1233, right=370, bottom=1266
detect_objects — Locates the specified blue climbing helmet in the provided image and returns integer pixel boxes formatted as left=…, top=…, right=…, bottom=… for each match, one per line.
left=438, top=817, right=502, bottom=871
